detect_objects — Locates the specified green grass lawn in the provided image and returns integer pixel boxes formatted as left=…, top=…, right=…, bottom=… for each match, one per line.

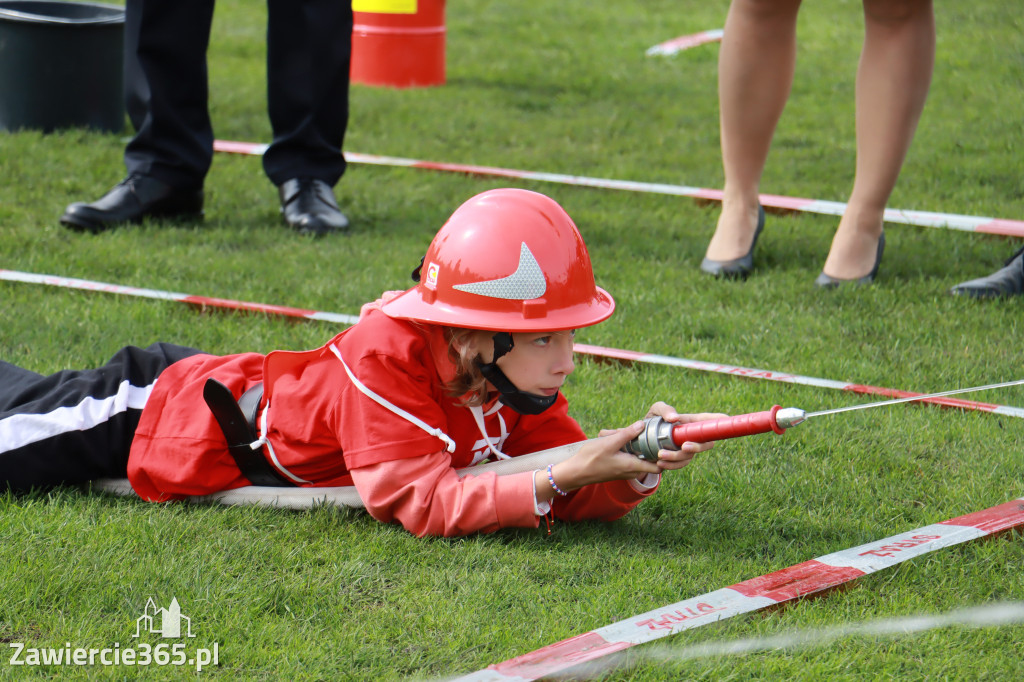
left=1, top=0, right=1022, bottom=679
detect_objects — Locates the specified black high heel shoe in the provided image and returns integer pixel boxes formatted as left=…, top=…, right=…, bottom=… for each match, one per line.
left=814, top=232, right=885, bottom=289
left=700, top=205, right=765, bottom=280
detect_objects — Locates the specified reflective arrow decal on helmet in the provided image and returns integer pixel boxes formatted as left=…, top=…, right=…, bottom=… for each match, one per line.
left=453, top=243, right=546, bottom=300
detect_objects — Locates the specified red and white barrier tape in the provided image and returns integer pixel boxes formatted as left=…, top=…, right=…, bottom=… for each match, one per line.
left=449, top=496, right=1024, bottom=682
left=0, top=268, right=359, bottom=326
left=3, top=268, right=1022, bottom=419
left=214, top=140, right=1024, bottom=237
left=613, top=602, right=1024, bottom=672
left=645, top=29, right=724, bottom=56
left=573, top=343, right=1024, bottom=419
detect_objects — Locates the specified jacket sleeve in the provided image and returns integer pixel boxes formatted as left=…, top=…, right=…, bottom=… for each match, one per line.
left=553, top=474, right=660, bottom=523
left=349, top=451, right=542, bottom=537
left=351, top=453, right=660, bottom=536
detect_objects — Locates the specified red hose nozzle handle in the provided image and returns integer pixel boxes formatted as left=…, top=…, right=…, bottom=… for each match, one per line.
left=624, top=406, right=788, bottom=462
left=671, top=405, right=785, bottom=445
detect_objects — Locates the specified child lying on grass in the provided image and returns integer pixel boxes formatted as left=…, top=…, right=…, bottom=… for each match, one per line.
left=1, top=189, right=720, bottom=536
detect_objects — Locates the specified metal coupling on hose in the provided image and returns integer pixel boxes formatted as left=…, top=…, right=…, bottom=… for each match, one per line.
left=623, top=416, right=679, bottom=462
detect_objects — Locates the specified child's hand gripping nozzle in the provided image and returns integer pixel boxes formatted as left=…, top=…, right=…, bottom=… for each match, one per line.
left=623, top=406, right=807, bottom=462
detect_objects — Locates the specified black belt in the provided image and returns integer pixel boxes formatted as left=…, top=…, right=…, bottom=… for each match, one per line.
left=202, top=378, right=296, bottom=487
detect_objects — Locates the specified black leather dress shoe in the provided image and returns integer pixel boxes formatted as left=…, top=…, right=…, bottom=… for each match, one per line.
left=815, top=232, right=886, bottom=289
left=60, top=175, right=204, bottom=233
left=279, top=178, right=349, bottom=236
left=950, top=246, right=1024, bottom=299
left=700, top=205, right=765, bottom=279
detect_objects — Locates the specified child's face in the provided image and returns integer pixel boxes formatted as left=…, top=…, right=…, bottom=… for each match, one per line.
left=473, top=330, right=577, bottom=396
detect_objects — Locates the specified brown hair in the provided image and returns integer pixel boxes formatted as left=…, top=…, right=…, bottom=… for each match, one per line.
left=443, top=327, right=492, bottom=407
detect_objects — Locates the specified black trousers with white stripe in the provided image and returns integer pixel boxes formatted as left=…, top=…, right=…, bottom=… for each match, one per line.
left=0, top=343, right=203, bottom=492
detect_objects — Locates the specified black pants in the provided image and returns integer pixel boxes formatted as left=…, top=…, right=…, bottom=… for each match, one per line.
left=123, top=0, right=353, bottom=189
left=0, top=344, right=203, bottom=492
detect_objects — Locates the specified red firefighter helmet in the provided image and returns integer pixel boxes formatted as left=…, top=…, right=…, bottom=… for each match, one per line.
left=381, top=188, right=615, bottom=331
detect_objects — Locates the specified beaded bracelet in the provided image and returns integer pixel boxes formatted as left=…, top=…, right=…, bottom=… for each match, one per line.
left=546, top=464, right=568, bottom=496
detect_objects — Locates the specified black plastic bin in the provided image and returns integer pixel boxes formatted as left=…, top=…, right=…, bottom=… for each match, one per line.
left=0, top=1, right=125, bottom=132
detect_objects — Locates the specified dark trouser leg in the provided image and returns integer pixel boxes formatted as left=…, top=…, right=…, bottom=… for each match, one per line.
left=0, top=343, right=204, bottom=492
left=0, top=362, right=45, bottom=398
left=262, top=0, right=352, bottom=187
left=123, top=0, right=216, bottom=189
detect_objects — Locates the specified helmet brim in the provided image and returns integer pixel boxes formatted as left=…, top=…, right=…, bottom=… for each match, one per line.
left=381, top=285, right=615, bottom=332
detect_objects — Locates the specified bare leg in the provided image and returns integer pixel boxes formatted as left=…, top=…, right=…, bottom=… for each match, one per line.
left=705, top=0, right=803, bottom=262
left=821, top=0, right=934, bottom=279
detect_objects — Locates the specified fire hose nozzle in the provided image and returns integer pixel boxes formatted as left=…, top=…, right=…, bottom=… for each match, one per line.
left=624, top=405, right=806, bottom=462
left=622, top=377, right=1024, bottom=462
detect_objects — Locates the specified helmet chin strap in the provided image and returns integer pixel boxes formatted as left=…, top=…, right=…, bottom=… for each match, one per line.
left=476, top=332, right=558, bottom=416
